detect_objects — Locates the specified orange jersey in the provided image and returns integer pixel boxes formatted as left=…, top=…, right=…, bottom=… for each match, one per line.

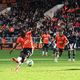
left=23, top=38, right=33, bottom=48
left=42, top=34, right=50, bottom=44
left=17, top=37, right=25, bottom=47
left=25, top=31, right=33, bottom=48
left=17, top=36, right=33, bottom=49
left=56, top=35, right=68, bottom=49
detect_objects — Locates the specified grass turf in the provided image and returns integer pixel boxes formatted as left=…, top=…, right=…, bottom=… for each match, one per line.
left=0, top=49, right=80, bottom=80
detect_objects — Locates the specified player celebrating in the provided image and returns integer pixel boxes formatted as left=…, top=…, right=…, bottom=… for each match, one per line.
left=41, top=31, right=51, bottom=56
left=54, top=29, right=69, bottom=62
left=67, top=32, right=76, bottom=62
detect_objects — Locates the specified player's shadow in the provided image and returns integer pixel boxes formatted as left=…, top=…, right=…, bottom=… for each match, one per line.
left=64, top=68, right=80, bottom=71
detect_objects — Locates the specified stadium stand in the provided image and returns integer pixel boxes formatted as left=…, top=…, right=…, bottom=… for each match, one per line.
left=0, top=0, right=80, bottom=49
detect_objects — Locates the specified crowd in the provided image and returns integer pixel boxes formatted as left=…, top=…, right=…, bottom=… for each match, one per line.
left=0, top=0, right=80, bottom=48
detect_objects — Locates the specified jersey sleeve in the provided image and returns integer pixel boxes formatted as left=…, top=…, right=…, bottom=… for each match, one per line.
left=17, top=37, right=21, bottom=43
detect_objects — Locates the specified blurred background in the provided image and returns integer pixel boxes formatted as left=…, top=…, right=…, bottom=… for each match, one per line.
left=0, top=0, right=80, bottom=49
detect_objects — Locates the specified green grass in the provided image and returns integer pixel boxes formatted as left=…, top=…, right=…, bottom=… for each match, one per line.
left=0, top=49, right=80, bottom=80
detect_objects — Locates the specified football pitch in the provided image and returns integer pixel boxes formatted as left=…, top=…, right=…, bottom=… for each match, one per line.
left=0, top=49, right=80, bottom=80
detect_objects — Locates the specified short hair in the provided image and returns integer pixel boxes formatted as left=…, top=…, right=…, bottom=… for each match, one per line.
left=20, top=31, right=25, bottom=38
left=58, top=29, right=63, bottom=32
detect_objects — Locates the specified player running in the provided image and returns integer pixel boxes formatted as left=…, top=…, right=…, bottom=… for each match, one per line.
left=41, top=31, right=51, bottom=56
left=67, top=32, right=76, bottom=62
left=54, top=29, right=69, bottom=62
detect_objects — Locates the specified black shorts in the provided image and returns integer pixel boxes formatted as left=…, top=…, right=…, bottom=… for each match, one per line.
left=56, top=47, right=64, bottom=53
left=19, top=48, right=32, bottom=58
left=43, top=44, right=48, bottom=49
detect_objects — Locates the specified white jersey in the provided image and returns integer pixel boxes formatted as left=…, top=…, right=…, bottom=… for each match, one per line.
left=51, top=40, right=57, bottom=49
